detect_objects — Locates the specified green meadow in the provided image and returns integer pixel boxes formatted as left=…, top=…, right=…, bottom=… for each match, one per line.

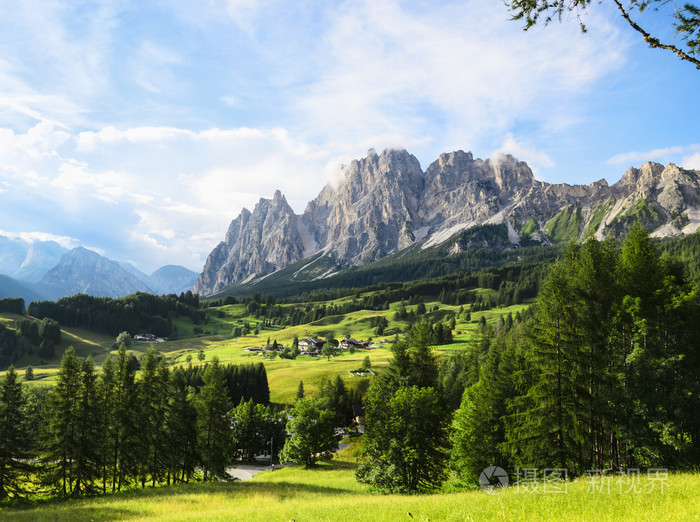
left=2, top=292, right=532, bottom=403
left=1, top=288, right=698, bottom=520
left=1, top=444, right=697, bottom=521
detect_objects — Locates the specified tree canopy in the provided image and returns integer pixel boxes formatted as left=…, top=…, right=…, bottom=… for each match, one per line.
left=280, top=397, right=338, bottom=467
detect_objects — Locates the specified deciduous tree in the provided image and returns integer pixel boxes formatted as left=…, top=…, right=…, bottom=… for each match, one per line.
left=280, top=397, right=338, bottom=467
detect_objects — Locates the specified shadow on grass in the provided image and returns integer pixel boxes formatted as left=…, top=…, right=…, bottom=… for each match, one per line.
left=289, top=459, right=357, bottom=471
left=236, top=480, right=365, bottom=498
left=0, top=503, right=143, bottom=521
left=0, top=468, right=367, bottom=521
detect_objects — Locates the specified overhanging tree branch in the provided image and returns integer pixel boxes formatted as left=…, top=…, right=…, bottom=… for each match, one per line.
left=505, top=0, right=700, bottom=69
left=612, top=0, right=700, bottom=67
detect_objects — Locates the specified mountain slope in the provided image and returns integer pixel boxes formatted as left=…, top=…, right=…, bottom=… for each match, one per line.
left=40, top=247, right=153, bottom=298
left=195, top=148, right=700, bottom=296
left=0, top=274, right=46, bottom=303
left=0, top=238, right=68, bottom=283
left=146, top=265, right=198, bottom=295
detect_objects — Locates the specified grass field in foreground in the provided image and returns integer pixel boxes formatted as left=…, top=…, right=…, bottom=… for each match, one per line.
left=2, top=445, right=697, bottom=521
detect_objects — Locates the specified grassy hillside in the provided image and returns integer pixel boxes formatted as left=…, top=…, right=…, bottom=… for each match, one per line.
left=2, top=444, right=697, bottom=521
left=2, top=287, right=531, bottom=404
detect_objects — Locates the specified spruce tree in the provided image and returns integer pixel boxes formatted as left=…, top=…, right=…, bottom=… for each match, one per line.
left=98, top=356, right=117, bottom=493
left=165, top=368, right=198, bottom=483
left=72, top=358, right=101, bottom=495
left=138, top=349, right=171, bottom=487
left=451, top=329, right=522, bottom=483
left=505, top=248, right=589, bottom=474
left=44, top=347, right=82, bottom=496
left=0, top=367, right=32, bottom=500
left=195, top=357, right=232, bottom=481
left=112, top=344, right=140, bottom=492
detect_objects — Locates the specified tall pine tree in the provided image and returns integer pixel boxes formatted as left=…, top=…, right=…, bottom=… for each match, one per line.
left=0, top=367, right=32, bottom=500
left=196, top=358, right=232, bottom=481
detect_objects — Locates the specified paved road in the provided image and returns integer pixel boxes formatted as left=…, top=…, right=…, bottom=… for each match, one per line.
left=226, top=443, right=351, bottom=481
left=225, top=464, right=275, bottom=481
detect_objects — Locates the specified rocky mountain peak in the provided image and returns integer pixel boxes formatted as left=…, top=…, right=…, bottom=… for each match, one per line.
left=616, top=162, right=665, bottom=192
left=194, top=148, right=700, bottom=296
left=434, top=150, right=474, bottom=170
left=193, top=185, right=304, bottom=295
left=488, top=154, right=536, bottom=193
left=41, top=247, right=152, bottom=298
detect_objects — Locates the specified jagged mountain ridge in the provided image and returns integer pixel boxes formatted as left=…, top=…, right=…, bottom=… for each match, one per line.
left=194, top=148, right=700, bottom=296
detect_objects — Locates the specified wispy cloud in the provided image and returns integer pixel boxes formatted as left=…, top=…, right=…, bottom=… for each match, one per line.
left=493, top=134, right=555, bottom=178
left=683, top=153, right=700, bottom=170
left=607, top=144, right=700, bottom=165
left=296, top=0, right=627, bottom=160
left=0, top=229, right=79, bottom=249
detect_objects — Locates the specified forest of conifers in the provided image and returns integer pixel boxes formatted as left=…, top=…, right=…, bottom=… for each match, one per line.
left=0, top=225, right=698, bottom=501
left=0, top=350, right=276, bottom=499
left=450, top=225, right=700, bottom=480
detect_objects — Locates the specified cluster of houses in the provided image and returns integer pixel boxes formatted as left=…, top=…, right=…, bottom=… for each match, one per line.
left=339, top=338, right=370, bottom=350
left=243, top=337, right=378, bottom=357
left=243, top=338, right=330, bottom=356
left=133, top=334, right=167, bottom=343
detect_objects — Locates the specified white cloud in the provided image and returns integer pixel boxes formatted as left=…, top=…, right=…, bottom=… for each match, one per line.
left=0, top=2, right=120, bottom=128
left=0, top=120, right=333, bottom=272
left=608, top=144, right=700, bottom=165
left=493, top=134, right=555, bottom=177
left=0, top=229, right=79, bottom=249
left=296, top=0, right=627, bottom=160
left=131, top=41, right=185, bottom=94
left=683, top=153, right=700, bottom=170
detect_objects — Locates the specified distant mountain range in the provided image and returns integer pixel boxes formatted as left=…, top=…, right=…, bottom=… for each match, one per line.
left=0, top=237, right=68, bottom=283
left=3, top=148, right=699, bottom=303
left=195, top=148, right=700, bottom=296
left=0, top=241, right=198, bottom=303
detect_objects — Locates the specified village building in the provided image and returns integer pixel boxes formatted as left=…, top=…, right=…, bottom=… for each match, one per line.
left=134, top=334, right=157, bottom=342
left=298, top=338, right=326, bottom=355
left=340, top=338, right=369, bottom=350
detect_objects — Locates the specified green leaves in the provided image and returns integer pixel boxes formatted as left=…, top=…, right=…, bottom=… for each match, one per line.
left=280, top=397, right=338, bottom=467
left=357, top=385, right=450, bottom=493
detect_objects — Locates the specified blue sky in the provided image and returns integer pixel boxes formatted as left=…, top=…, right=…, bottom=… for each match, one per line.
left=0, top=0, right=698, bottom=273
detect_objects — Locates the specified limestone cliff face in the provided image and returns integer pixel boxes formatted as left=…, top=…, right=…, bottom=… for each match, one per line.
left=193, top=190, right=305, bottom=295
left=305, top=148, right=424, bottom=265
left=194, top=149, right=700, bottom=296
left=421, top=152, right=540, bottom=229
